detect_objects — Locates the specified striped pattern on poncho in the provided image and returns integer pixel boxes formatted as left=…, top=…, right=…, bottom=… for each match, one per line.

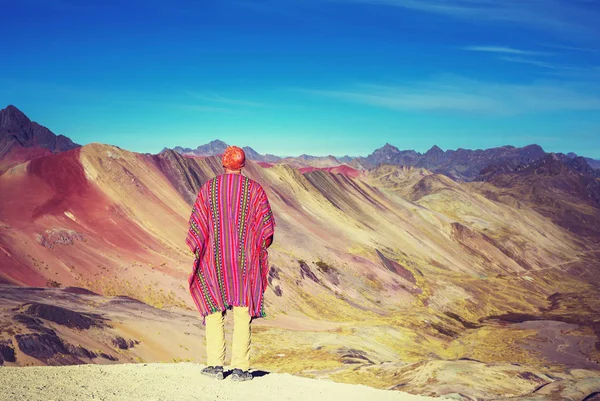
left=186, top=173, right=275, bottom=322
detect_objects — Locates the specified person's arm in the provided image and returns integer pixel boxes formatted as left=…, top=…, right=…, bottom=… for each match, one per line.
left=186, top=187, right=210, bottom=260
left=256, top=187, right=275, bottom=290
left=257, top=188, right=275, bottom=249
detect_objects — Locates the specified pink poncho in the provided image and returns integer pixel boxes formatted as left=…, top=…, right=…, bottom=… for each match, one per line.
left=186, top=173, right=275, bottom=321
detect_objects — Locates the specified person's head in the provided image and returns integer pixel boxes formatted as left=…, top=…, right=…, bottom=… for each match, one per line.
left=222, top=146, right=246, bottom=173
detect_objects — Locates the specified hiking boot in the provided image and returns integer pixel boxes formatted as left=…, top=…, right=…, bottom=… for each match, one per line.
left=201, top=365, right=224, bottom=380
left=230, top=368, right=253, bottom=382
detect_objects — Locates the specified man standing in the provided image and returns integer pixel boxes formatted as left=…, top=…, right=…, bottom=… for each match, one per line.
left=186, top=146, right=276, bottom=382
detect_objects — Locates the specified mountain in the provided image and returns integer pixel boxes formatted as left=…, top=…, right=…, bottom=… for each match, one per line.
left=165, top=140, right=281, bottom=163
left=474, top=153, right=600, bottom=239
left=357, top=143, right=548, bottom=181
left=0, top=105, right=80, bottom=171
left=242, top=146, right=281, bottom=163
left=192, top=139, right=228, bottom=156
left=167, top=140, right=350, bottom=167
left=163, top=139, right=228, bottom=157
left=419, top=144, right=547, bottom=181
left=2, top=110, right=600, bottom=399
left=565, top=151, right=600, bottom=171
left=419, top=144, right=445, bottom=167
left=2, top=141, right=599, bottom=389
left=298, top=164, right=361, bottom=178
left=171, top=146, right=194, bottom=154
left=361, top=143, right=422, bottom=168
left=278, top=154, right=342, bottom=168
left=167, top=141, right=595, bottom=182
left=241, top=146, right=261, bottom=159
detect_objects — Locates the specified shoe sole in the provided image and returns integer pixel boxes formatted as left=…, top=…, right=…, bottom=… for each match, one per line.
left=231, top=375, right=253, bottom=382
left=202, top=371, right=224, bottom=380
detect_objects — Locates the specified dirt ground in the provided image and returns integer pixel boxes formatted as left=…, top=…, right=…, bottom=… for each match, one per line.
left=0, top=362, right=449, bottom=401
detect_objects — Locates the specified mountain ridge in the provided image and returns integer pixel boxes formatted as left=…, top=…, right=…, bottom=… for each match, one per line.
left=473, top=152, right=600, bottom=239
left=2, top=104, right=599, bottom=179
left=1, top=111, right=600, bottom=398
left=162, top=139, right=281, bottom=163
left=0, top=105, right=80, bottom=171
left=166, top=139, right=599, bottom=182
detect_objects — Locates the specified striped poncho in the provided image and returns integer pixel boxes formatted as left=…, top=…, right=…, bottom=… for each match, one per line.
left=186, top=173, right=275, bottom=322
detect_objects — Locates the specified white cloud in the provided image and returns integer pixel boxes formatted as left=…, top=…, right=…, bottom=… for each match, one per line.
left=540, top=43, right=599, bottom=53
left=329, top=0, right=600, bottom=34
left=498, top=57, right=558, bottom=69
left=189, top=92, right=271, bottom=108
left=299, top=76, right=600, bottom=115
left=166, top=103, right=232, bottom=113
left=461, top=46, right=547, bottom=56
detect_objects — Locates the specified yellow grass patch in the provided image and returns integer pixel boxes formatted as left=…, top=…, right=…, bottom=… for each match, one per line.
left=83, top=277, right=187, bottom=309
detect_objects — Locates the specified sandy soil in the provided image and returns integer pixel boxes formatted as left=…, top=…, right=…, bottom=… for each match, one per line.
left=0, top=363, right=448, bottom=401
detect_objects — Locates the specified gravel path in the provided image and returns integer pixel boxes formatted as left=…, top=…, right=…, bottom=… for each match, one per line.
left=0, top=363, right=448, bottom=401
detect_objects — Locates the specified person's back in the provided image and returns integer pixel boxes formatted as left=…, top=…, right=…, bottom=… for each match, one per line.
left=186, top=146, right=275, bottom=381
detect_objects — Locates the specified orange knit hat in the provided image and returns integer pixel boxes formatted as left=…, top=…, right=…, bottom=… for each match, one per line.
left=222, top=146, right=246, bottom=170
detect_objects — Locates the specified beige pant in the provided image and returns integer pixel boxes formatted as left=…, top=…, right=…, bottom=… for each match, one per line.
left=205, top=306, right=252, bottom=370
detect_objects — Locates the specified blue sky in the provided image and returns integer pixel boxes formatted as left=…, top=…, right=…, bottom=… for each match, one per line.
left=2, top=0, right=600, bottom=158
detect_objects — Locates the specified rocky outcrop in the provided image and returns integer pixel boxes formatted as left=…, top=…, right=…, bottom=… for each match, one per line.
left=112, top=336, right=139, bottom=350
left=298, top=260, right=319, bottom=284
left=21, top=302, right=106, bottom=330
left=15, top=332, right=112, bottom=364
left=36, top=229, right=85, bottom=248
left=0, top=105, right=79, bottom=159
left=0, top=340, right=16, bottom=364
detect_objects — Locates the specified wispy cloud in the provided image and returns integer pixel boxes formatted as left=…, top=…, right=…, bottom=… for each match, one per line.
left=0, top=78, right=240, bottom=114
left=498, top=56, right=559, bottom=69
left=540, top=43, right=599, bottom=53
left=165, top=103, right=231, bottom=113
left=461, top=46, right=547, bottom=56
left=459, top=45, right=568, bottom=70
left=544, top=65, right=600, bottom=81
left=330, top=0, right=600, bottom=34
left=299, top=76, right=600, bottom=115
left=11, top=0, right=87, bottom=11
left=497, top=57, right=597, bottom=75
left=189, top=92, right=271, bottom=108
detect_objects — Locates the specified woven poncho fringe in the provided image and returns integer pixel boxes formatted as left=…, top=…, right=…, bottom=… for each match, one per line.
left=186, top=174, right=275, bottom=323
